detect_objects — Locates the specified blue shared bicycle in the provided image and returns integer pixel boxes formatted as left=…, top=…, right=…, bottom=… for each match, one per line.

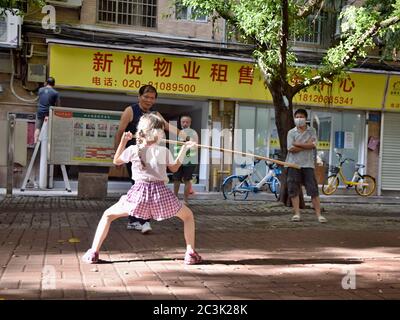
left=222, top=159, right=282, bottom=200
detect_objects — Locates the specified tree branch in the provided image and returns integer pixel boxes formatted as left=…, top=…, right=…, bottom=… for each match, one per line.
left=280, top=0, right=289, bottom=89
left=297, top=0, right=325, bottom=18
left=292, top=15, right=400, bottom=95
left=339, top=16, right=400, bottom=68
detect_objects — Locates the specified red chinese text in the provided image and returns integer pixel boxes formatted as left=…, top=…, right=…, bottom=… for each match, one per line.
left=210, top=64, right=228, bottom=82
left=182, top=61, right=200, bottom=79
left=154, top=58, right=172, bottom=77
left=92, top=77, right=101, bottom=86
left=104, top=77, right=113, bottom=87
left=339, top=78, right=355, bottom=93
left=124, top=55, right=143, bottom=75
left=92, top=52, right=113, bottom=72
left=238, top=66, right=254, bottom=85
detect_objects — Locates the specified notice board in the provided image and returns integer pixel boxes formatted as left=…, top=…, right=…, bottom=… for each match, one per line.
left=48, top=107, right=122, bottom=166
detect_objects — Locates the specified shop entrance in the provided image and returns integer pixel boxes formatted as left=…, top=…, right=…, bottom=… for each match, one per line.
left=52, top=90, right=209, bottom=189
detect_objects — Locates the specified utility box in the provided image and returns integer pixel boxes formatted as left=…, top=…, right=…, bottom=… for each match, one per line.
left=78, top=172, right=108, bottom=199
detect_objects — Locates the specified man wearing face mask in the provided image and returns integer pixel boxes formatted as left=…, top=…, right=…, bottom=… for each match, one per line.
left=286, top=109, right=327, bottom=223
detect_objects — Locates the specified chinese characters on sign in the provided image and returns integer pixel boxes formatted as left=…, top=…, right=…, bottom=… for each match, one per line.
left=294, top=73, right=387, bottom=110
left=387, top=78, right=400, bottom=110
left=90, top=52, right=255, bottom=89
left=50, top=44, right=393, bottom=109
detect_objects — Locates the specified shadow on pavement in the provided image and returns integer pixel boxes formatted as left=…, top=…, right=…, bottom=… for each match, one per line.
left=96, top=257, right=363, bottom=266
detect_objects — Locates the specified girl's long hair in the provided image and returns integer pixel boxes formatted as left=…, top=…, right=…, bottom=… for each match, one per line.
left=136, top=113, right=165, bottom=168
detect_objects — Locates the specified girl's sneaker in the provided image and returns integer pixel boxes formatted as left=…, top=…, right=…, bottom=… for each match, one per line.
left=81, top=249, right=99, bottom=264
left=184, top=250, right=202, bottom=265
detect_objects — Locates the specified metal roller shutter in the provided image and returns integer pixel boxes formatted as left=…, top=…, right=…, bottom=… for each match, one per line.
left=382, top=113, right=400, bottom=190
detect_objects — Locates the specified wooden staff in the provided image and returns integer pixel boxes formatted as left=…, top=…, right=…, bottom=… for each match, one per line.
left=162, top=138, right=300, bottom=169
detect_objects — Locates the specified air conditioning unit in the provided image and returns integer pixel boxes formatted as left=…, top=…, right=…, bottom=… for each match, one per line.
left=46, top=0, right=83, bottom=8
left=28, top=64, right=47, bottom=83
left=0, top=9, right=22, bottom=48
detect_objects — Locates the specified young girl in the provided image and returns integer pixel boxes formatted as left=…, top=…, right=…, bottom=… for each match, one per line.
left=82, top=113, right=202, bottom=265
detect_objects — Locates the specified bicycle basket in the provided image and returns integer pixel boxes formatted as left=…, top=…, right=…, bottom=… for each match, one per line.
left=329, top=166, right=339, bottom=174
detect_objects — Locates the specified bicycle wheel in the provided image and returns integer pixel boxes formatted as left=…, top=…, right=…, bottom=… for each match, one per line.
left=355, top=175, right=376, bottom=196
left=222, top=176, right=249, bottom=200
left=322, top=175, right=339, bottom=195
left=268, top=177, right=281, bottom=199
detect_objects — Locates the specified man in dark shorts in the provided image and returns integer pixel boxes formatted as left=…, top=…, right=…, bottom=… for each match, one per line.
left=286, top=108, right=327, bottom=223
left=35, top=77, right=60, bottom=143
left=173, top=115, right=198, bottom=205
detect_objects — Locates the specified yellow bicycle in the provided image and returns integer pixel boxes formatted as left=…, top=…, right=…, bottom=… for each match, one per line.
left=322, top=152, right=376, bottom=196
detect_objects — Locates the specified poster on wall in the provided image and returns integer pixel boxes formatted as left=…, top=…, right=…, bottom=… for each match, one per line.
left=344, top=131, right=354, bottom=149
left=49, top=107, right=122, bottom=166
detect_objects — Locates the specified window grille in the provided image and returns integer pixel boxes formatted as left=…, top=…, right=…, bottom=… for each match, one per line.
left=98, top=0, right=157, bottom=28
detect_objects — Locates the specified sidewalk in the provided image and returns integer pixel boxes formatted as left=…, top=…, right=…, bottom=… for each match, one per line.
left=0, top=194, right=400, bottom=300
left=2, top=184, right=400, bottom=205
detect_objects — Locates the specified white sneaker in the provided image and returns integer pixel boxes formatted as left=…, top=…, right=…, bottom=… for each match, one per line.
left=127, top=221, right=142, bottom=231
left=291, top=214, right=301, bottom=222
left=141, top=222, right=152, bottom=234
left=318, top=216, right=328, bottom=223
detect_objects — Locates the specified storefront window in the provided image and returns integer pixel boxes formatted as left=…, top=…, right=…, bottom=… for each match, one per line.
left=330, top=111, right=366, bottom=182
left=236, top=105, right=366, bottom=187
left=235, top=105, right=274, bottom=178
left=311, top=110, right=366, bottom=185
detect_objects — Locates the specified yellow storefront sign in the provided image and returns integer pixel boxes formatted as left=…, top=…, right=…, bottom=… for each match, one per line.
left=49, top=43, right=393, bottom=111
left=293, top=73, right=387, bottom=110
left=49, top=44, right=272, bottom=102
left=385, top=75, right=400, bottom=112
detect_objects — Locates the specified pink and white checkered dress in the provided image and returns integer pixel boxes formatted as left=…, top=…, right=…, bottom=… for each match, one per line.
left=116, top=144, right=183, bottom=220
left=119, top=181, right=182, bottom=221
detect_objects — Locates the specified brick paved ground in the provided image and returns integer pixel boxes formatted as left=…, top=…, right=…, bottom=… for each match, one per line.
left=0, top=196, right=399, bottom=300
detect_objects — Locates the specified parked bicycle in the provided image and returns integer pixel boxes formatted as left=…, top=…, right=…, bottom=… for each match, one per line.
left=322, top=152, right=376, bottom=196
left=222, top=159, right=282, bottom=200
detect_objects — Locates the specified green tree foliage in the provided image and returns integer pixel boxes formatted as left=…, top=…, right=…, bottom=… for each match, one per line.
left=1, top=0, right=45, bottom=16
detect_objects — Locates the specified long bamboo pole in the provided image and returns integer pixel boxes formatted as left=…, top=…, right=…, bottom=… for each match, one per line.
left=162, top=139, right=300, bottom=169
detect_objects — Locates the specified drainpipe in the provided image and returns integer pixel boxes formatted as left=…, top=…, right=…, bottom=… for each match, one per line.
left=6, top=113, right=16, bottom=197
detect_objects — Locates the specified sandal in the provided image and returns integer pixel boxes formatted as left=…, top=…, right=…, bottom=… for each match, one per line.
left=184, top=250, right=202, bottom=265
left=81, top=249, right=99, bottom=264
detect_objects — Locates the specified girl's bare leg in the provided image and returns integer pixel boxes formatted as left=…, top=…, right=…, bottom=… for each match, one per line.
left=91, top=203, right=129, bottom=252
left=175, top=205, right=195, bottom=252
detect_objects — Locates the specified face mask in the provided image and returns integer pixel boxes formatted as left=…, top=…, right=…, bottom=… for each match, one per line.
left=294, top=118, right=306, bottom=127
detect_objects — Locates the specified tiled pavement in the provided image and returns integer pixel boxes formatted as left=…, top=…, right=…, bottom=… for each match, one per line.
left=0, top=196, right=399, bottom=300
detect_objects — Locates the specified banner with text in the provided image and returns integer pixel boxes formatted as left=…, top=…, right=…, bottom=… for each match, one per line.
left=49, top=44, right=272, bottom=102
left=385, top=75, right=400, bottom=111
left=293, top=73, right=387, bottom=110
left=49, top=44, right=396, bottom=111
